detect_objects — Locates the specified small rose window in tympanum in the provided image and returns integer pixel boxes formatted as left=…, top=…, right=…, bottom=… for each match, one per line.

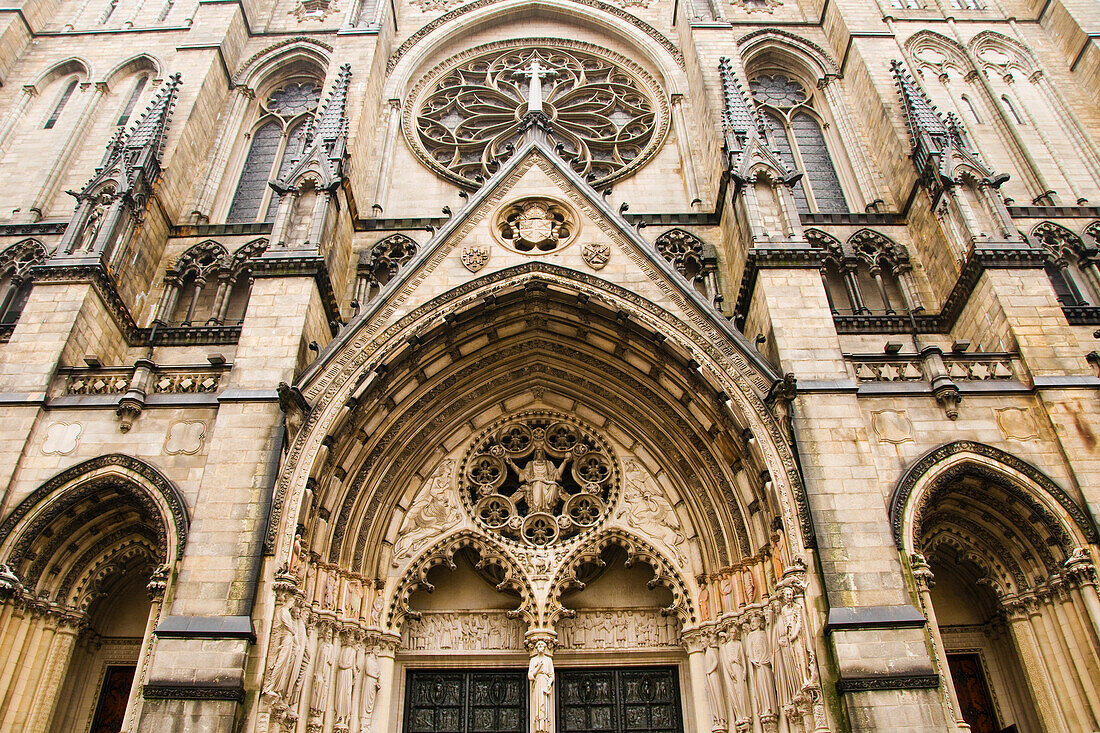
left=461, top=413, right=619, bottom=547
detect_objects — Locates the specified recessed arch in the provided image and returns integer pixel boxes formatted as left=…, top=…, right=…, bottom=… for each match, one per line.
left=101, top=54, right=163, bottom=87
left=737, top=28, right=839, bottom=82
left=29, top=58, right=92, bottom=92
left=231, top=37, right=332, bottom=91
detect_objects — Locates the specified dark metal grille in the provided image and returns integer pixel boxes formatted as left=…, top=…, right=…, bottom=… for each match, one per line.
left=558, top=666, right=682, bottom=733
left=404, top=669, right=526, bottom=733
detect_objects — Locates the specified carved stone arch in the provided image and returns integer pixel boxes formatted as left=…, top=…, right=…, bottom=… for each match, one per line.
left=737, top=29, right=840, bottom=82
left=228, top=237, right=269, bottom=273
left=275, top=263, right=806, bottom=583
left=169, top=240, right=229, bottom=279
left=388, top=530, right=536, bottom=629
left=360, top=234, right=418, bottom=290
left=29, top=58, right=92, bottom=92
left=968, top=30, right=1037, bottom=74
left=547, top=529, right=693, bottom=627
left=804, top=228, right=843, bottom=259
left=0, top=238, right=49, bottom=276
left=101, top=54, right=163, bottom=87
left=385, top=0, right=686, bottom=95
left=655, top=228, right=707, bottom=281
left=903, top=30, right=970, bottom=75
left=848, top=228, right=909, bottom=268
left=1085, top=220, right=1100, bottom=247
left=0, top=454, right=189, bottom=607
left=1031, top=220, right=1086, bottom=259
left=890, top=441, right=1098, bottom=553
left=231, top=37, right=332, bottom=90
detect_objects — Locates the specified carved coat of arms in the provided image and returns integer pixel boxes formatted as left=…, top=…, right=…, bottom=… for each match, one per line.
left=498, top=198, right=573, bottom=253
left=581, top=242, right=610, bottom=270
left=461, top=244, right=490, bottom=272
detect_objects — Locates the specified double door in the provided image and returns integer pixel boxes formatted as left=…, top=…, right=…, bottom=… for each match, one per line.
left=404, top=666, right=681, bottom=733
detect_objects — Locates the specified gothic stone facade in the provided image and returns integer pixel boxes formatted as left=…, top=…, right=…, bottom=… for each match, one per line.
left=0, top=0, right=1098, bottom=728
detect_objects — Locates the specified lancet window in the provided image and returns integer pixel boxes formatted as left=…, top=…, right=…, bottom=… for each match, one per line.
left=44, top=77, right=79, bottom=130
left=0, top=239, right=47, bottom=326
left=749, top=74, right=847, bottom=214
left=227, top=80, right=321, bottom=224
left=115, top=74, right=149, bottom=127
left=153, top=239, right=267, bottom=327
left=1032, top=222, right=1100, bottom=307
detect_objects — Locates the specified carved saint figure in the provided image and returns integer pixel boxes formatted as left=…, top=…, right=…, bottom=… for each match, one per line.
left=334, top=641, right=358, bottom=731
left=77, top=193, right=111, bottom=253
left=507, top=445, right=569, bottom=514
left=698, top=579, right=711, bottom=622
left=310, top=628, right=336, bottom=714
left=360, top=649, right=381, bottom=732
left=773, top=587, right=811, bottom=709
left=719, top=630, right=751, bottom=731
left=264, top=602, right=309, bottom=706
left=528, top=641, right=554, bottom=733
left=393, top=459, right=459, bottom=561
left=704, top=642, right=727, bottom=732
left=745, top=614, right=777, bottom=722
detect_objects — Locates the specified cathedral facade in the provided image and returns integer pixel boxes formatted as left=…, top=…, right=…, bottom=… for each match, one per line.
left=0, top=0, right=1097, bottom=727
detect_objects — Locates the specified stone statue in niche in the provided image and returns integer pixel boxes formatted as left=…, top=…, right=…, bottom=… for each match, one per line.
left=309, top=627, right=336, bottom=720
left=719, top=629, right=751, bottom=732
left=528, top=641, right=554, bottom=733
left=704, top=641, right=727, bottom=732
left=369, top=584, right=384, bottom=626
left=698, top=578, right=711, bottom=622
left=392, top=459, right=459, bottom=563
left=333, top=636, right=358, bottom=733
left=505, top=444, right=570, bottom=514
left=360, top=649, right=381, bottom=732
left=264, top=601, right=309, bottom=709
left=773, top=586, right=811, bottom=710
left=77, top=191, right=112, bottom=253
left=619, top=460, right=686, bottom=565
left=745, top=613, right=777, bottom=727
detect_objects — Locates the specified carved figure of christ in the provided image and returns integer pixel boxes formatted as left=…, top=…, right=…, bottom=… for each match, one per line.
left=514, top=60, right=558, bottom=115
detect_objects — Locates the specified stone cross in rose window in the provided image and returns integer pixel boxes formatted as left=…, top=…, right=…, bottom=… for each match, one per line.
left=514, top=59, right=558, bottom=115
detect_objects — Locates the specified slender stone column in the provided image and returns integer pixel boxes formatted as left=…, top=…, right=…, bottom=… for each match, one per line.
left=819, top=77, right=882, bottom=209
left=670, top=94, right=700, bottom=206
left=910, top=558, right=970, bottom=731
left=0, top=87, right=36, bottom=156
left=682, top=629, right=713, bottom=733
left=371, top=100, right=402, bottom=214
left=27, top=83, right=108, bottom=221
left=192, top=88, right=255, bottom=223
left=1003, top=597, right=1068, bottom=731
left=24, top=620, right=79, bottom=733
left=368, top=635, right=398, bottom=733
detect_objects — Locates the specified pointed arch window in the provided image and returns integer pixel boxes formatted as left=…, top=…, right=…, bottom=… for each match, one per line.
left=227, top=81, right=321, bottom=224
left=750, top=74, right=847, bottom=214
left=116, top=75, right=149, bottom=127
left=1033, top=223, right=1100, bottom=307
left=44, top=78, right=79, bottom=130
left=1001, top=95, right=1024, bottom=125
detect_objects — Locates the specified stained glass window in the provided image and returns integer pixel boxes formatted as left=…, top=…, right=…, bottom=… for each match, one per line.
left=227, top=121, right=281, bottom=223
left=44, top=78, right=78, bottom=130
left=751, top=74, right=849, bottom=213
left=227, top=81, right=321, bottom=223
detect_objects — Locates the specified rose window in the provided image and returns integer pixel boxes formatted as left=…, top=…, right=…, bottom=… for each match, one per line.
left=461, top=413, right=618, bottom=547
left=405, top=42, right=667, bottom=189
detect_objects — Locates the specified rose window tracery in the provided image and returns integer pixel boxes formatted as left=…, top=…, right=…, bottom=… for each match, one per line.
left=461, top=413, right=618, bottom=547
left=405, top=42, right=667, bottom=189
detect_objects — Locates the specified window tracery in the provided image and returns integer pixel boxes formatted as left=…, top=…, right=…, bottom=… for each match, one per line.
left=654, top=229, right=722, bottom=307
left=1032, top=222, right=1100, bottom=307
left=461, top=412, right=619, bottom=548
left=354, top=234, right=419, bottom=305
left=807, top=228, right=915, bottom=316
left=749, top=74, right=847, bottom=213
left=227, top=80, right=321, bottom=224
left=153, top=239, right=268, bottom=327
left=405, top=42, right=667, bottom=189
left=0, top=239, right=47, bottom=326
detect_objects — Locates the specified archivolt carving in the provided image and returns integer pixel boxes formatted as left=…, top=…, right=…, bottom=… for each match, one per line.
left=404, top=40, right=667, bottom=189
left=890, top=441, right=1097, bottom=550
left=547, top=530, right=692, bottom=626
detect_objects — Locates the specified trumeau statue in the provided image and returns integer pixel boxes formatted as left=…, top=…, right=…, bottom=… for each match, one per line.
left=309, top=627, right=336, bottom=717
left=528, top=641, right=554, bottom=733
